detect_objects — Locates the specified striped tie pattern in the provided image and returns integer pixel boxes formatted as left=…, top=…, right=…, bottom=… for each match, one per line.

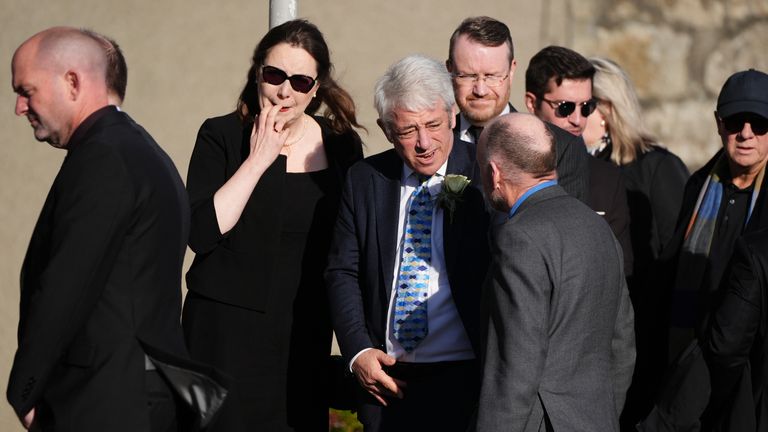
left=394, top=178, right=433, bottom=352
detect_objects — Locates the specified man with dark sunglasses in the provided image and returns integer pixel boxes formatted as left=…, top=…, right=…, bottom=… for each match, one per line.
left=524, top=45, right=634, bottom=277
left=640, top=69, right=768, bottom=430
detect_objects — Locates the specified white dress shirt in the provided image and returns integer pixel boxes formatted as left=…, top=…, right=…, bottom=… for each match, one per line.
left=349, top=161, right=475, bottom=368
left=457, top=104, right=511, bottom=143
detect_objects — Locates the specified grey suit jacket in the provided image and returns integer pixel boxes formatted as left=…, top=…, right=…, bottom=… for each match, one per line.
left=477, top=185, right=635, bottom=432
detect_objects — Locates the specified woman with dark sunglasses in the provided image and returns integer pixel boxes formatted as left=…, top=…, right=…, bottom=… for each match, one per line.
left=582, top=56, right=689, bottom=430
left=182, top=19, right=364, bottom=431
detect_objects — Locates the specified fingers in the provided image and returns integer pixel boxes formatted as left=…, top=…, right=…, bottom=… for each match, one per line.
left=375, top=370, right=404, bottom=398
left=352, top=350, right=405, bottom=405
left=259, top=92, right=273, bottom=111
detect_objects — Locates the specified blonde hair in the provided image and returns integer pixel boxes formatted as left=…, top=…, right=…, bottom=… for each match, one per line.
left=590, top=57, right=656, bottom=165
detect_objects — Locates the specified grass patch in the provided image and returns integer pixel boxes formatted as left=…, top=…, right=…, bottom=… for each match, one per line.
left=329, top=409, right=363, bottom=432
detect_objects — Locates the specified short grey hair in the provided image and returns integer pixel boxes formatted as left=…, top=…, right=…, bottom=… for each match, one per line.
left=374, top=54, right=455, bottom=132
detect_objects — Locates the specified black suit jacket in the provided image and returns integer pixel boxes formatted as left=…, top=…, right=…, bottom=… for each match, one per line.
left=453, top=108, right=632, bottom=274
left=6, top=107, right=205, bottom=431
left=588, top=156, right=634, bottom=276
left=453, top=108, right=589, bottom=203
left=325, top=141, right=490, bottom=362
left=702, top=228, right=768, bottom=431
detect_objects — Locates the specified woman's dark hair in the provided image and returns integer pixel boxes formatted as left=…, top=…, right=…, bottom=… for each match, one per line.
left=237, top=19, right=362, bottom=134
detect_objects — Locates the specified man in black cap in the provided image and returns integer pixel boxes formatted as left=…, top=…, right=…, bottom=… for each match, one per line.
left=638, top=69, right=768, bottom=431
left=664, top=69, right=768, bottom=358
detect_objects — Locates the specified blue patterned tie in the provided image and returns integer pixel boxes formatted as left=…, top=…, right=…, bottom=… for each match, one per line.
left=394, top=176, right=433, bottom=352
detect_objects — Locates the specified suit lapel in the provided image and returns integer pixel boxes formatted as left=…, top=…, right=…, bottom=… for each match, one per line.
left=374, top=151, right=403, bottom=302
left=443, top=142, right=474, bottom=276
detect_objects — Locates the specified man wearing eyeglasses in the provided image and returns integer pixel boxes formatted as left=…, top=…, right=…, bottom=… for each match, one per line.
left=524, top=45, right=633, bottom=277
left=446, top=16, right=590, bottom=204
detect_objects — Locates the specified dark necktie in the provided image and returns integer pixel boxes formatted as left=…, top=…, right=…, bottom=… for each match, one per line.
left=468, top=125, right=484, bottom=143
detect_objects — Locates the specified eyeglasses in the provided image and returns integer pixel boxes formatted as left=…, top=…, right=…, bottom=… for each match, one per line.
left=541, top=97, right=597, bottom=118
left=452, top=73, right=509, bottom=87
left=261, top=65, right=317, bottom=93
left=721, top=113, right=768, bottom=136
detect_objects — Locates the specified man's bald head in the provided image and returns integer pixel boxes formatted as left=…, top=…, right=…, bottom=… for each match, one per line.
left=16, top=27, right=108, bottom=83
left=12, top=26, right=110, bottom=148
left=480, top=113, right=556, bottom=181
left=477, top=113, right=556, bottom=211
left=81, top=29, right=127, bottom=105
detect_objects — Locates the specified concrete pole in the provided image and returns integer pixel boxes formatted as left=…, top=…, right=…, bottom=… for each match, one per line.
left=270, top=0, right=297, bottom=28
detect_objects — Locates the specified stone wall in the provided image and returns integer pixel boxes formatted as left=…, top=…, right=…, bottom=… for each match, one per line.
left=565, top=0, right=768, bottom=169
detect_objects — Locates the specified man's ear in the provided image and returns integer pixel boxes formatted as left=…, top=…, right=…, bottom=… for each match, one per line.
left=714, top=111, right=724, bottom=135
left=377, top=119, right=393, bottom=143
left=450, top=104, right=457, bottom=129
left=524, top=92, right=537, bottom=114
left=64, top=70, right=80, bottom=100
left=508, top=59, right=517, bottom=84
left=489, top=160, right=503, bottom=190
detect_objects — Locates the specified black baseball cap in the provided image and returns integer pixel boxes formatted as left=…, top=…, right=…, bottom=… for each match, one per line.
left=717, top=69, right=768, bottom=119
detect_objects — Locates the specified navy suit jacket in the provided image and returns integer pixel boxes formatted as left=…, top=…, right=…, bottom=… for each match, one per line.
left=325, top=141, right=490, bottom=363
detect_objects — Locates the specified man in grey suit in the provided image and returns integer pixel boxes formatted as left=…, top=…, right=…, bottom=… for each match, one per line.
left=475, top=113, right=635, bottom=431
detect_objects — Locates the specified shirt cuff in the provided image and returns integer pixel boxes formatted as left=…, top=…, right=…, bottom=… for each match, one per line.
left=349, top=347, right=375, bottom=373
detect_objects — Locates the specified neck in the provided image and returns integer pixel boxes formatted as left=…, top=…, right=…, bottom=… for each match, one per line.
left=729, top=160, right=765, bottom=189
left=504, top=174, right=556, bottom=208
left=284, top=115, right=308, bottom=146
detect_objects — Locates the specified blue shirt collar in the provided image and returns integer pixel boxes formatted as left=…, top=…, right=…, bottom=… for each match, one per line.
left=508, top=180, right=558, bottom=218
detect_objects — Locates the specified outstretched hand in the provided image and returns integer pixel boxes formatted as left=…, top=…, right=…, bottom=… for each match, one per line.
left=351, top=349, right=405, bottom=406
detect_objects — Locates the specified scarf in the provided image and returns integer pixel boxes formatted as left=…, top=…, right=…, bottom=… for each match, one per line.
left=670, top=153, right=765, bottom=331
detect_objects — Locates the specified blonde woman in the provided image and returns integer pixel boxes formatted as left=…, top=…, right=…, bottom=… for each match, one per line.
left=583, top=57, right=689, bottom=429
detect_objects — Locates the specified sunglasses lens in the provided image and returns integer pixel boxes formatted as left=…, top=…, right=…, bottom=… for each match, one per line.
left=754, top=119, right=768, bottom=135
left=555, top=102, right=576, bottom=118
left=724, top=114, right=768, bottom=135
left=581, top=100, right=598, bottom=117
left=262, top=66, right=315, bottom=93
left=262, top=66, right=287, bottom=86
left=288, top=75, right=316, bottom=93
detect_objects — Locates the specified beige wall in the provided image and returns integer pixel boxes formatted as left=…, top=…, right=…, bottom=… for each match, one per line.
left=0, top=1, right=549, bottom=428
left=1, top=0, right=766, bottom=429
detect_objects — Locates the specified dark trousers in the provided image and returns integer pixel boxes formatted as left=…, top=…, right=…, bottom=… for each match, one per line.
left=146, top=370, right=181, bottom=432
left=357, top=360, right=479, bottom=432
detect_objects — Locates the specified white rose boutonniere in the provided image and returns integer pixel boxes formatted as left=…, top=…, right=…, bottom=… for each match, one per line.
left=436, top=174, right=471, bottom=223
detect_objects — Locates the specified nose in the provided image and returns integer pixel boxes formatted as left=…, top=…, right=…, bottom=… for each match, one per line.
left=472, top=78, right=489, bottom=97
left=568, top=109, right=582, bottom=127
left=740, top=122, right=756, bottom=139
left=15, top=95, right=28, bottom=116
left=276, top=79, right=292, bottom=98
left=415, top=126, right=432, bottom=151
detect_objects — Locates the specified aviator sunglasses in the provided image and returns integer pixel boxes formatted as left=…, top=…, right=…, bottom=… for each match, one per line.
left=541, top=97, right=598, bottom=118
left=261, top=65, right=317, bottom=93
left=721, top=113, right=768, bottom=136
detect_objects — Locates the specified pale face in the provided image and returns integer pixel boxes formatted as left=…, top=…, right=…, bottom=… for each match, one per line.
left=259, top=43, right=318, bottom=127
left=527, top=78, right=593, bottom=136
left=717, top=112, right=768, bottom=180
left=12, top=44, right=74, bottom=148
left=448, top=35, right=515, bottom=126
left=383, top=102, right=455, bottom=176
left=582, top=103, right=607, bottom=147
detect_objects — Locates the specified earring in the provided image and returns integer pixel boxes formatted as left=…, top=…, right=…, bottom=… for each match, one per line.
left=600, top=120, right=606, bottom=128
